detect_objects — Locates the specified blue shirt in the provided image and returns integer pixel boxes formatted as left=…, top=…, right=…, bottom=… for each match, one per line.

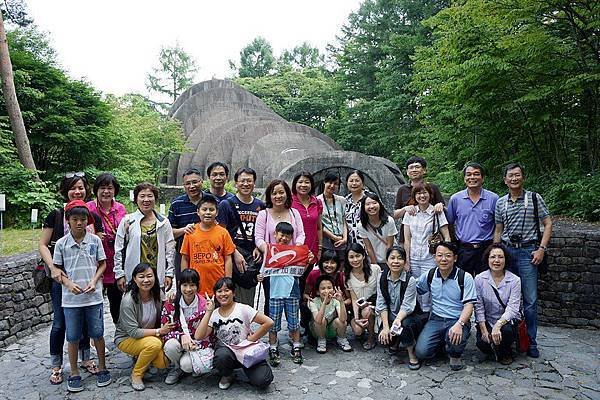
left=416, top=267, right=476, bottom=319
left=204, top=190, right=234, bottom=204
left=447, top=188, right=498, bottom=243
left=168, top=194, right=200, bottom=229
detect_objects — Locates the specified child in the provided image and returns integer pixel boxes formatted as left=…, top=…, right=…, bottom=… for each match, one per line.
left=308, top=274, right=352, bottom=353
left=162, top=269, right=214, bottom=384
left=304, top=250, right=349, bottom=302
left=52, top=200, right=111, bottom=392
left=181, top=194, right=236, bottom=296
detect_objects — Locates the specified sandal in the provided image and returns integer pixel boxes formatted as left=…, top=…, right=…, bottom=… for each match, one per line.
left=81, top=361, right=98, bottom=375
left=363, top=340, right=376, bottom=351
left=49, top=367, right=63, bottom=385
left=408, top=360, right=421, bottom=371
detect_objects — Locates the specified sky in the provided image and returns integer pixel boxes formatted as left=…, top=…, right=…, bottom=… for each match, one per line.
left=26, top=0, right=362, bottom=97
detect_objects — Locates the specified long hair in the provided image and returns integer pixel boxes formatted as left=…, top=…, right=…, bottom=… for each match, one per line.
left=174, top=269, right=200, bottom=323
left=344, top=243, right=372, bottom=283
left=126, top=263, right=161, bottom=303
left=359, top=191, right=389, bottom=229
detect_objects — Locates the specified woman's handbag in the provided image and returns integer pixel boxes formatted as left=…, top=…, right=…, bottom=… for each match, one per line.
left=188, top=345, right=214, bottom=374
left=490, top=285, right=529, bottom=353
left=427, top=214, right=444, bottom=254
left=33, top=261, right=53, bottom=294
left=226, top=339, right=269, bottom=368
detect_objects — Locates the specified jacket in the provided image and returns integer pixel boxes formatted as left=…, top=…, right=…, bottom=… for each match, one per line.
left=113, top=292, right=162, bottom=346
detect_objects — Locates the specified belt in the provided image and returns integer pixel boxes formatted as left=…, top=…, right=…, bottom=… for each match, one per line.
left=503, top=240, right=537, bottom=248
left=459, top=240, right=492, bottom=250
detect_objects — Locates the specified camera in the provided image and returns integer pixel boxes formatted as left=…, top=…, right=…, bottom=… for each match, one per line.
left=356, top=297, right=366, bottom=307
left=509, top=233, right=523, bottom=243
left=390, top=324, right=403, bottom=336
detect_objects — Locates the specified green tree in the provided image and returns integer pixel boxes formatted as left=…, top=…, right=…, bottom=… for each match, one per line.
left=231, top=36, right=275, bottom=78
left=278, top=42, right=326, bottom=71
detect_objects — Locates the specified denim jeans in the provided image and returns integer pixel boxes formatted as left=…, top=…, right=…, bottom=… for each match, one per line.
left=507, top=245, right=538, bottom=348
left=415, top=314, right=471, bottom=360
left=63, top=303, right=104, bottom=343
left=49, top=281, right=91, bottom=367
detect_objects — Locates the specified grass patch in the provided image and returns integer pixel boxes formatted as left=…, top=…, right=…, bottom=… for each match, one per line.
left=0, top=227, right=41, bottom=257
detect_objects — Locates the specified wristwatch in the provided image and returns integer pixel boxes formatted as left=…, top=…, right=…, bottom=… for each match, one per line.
left=539, top=245, right=547, bottom=251
left=457, top=320, right=465, bottom=327
left=155, top=329, right=160, bottom=337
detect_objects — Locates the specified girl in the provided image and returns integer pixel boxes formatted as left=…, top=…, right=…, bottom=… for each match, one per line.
left=304, top=250, right=349, bottom=305
left=345, top=243, right=381, bottom=350
left=162, top=269, right=213, bottom=384
left=114, top=263, right=175, bottom=391
left=195, top=278, right=274, bottom=390
left=316, top=172, right=348, bottom=264
left=358, top=192, right=398, bottom=265
left=344, top=170, right=366, bottom=246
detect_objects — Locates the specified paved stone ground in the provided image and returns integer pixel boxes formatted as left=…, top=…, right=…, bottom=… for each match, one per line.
left=1, top=303, right=599, bottom=400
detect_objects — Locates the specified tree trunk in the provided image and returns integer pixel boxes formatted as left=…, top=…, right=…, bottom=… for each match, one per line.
left=0, top=11, right=39, bottom=179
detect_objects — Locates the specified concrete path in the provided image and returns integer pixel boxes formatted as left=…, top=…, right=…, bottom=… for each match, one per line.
left=1, top=304, right=599, bottom=400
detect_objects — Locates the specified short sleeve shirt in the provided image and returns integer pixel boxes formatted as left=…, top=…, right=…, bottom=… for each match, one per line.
left=494, top=191, right=550, bottom=243
left=291, top=195, right=323, bottom=256
left=217, top=196, right=265, bottom=254
left=402, top=205, right=448, bottom=260
left=347, top=263, right=381, bottom=300
left=209, top=303, right=257, bottom=345
left=317, top=194, right=346, bottom=237
left=308, top=297, right=341, bottom=323
left=416, top=267, right=477, bottom=319
left=357, top=216, right=398, bottom=263
left=447, top=189, right=498, bottom=243
left=53, top=231, right=106, bottom=308
left=345, top=193, right=365, bottom=245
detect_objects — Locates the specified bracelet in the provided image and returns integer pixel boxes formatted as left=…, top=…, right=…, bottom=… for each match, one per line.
left=155, top=329, right=160, bottom=337
left=539, top=245, right=547, bottom=251
left=457, top=320, right=465, bottom=327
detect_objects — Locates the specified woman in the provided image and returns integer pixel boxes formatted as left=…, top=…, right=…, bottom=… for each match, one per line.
left=39, top=172, right=104, bottom=385
left=114, top=182, right=175, bottom=299
left=87, top=172, right=126, bottom=324
left=358, top=192, right=398, bottom=266
left=475, top=244, right=521, bottom=365
left=316, top=172, right=348, bottom=264
left=162, top=269, right=213, bottom=384
left=376, top=246, right=424, bottom=370
left=114, top=263, right=174, bottom=391
left=345, top=243, right=381, bottom=350
left=402, top=183, right=450, bottom=312
left=255, top=179, right=306, bottom=315
left=344, top=170, right=366, bottom=246
left=291, top=171, right=323, bottom=264
left=195, top=277, right=274, bottom=390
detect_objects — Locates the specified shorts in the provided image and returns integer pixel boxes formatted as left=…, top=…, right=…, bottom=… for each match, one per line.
left=309, top=321, right=338, bottom=339
left=64, top=303, right=104, bottom=343
left=269, top=297, right=300, bottom=333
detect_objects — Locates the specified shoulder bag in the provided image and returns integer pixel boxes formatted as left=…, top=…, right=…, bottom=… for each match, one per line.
left=490, top=284, right=529, bottom=353
left=427, top=213, right=444, bottom=255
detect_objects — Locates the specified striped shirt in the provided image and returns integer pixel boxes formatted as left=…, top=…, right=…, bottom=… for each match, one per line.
left=168, top=194, right=200, bottom=229
left=494, top=191, right=549, bottom=243
left=402, top=205, right=448, bottom=260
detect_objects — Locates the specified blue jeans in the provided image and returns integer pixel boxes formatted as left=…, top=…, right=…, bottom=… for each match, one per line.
left=50, top=281, right=91, bottom=367
left=415, top=314, right=471, bottom=360
left=507, top=245, right=538, bottom=348
left=63, top=303, right=104, bottom=343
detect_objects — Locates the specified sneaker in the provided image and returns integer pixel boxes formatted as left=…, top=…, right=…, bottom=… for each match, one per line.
left=291, top=347, right=303, bottom=364
left=449, top=357, right=463, bottom=371
left=218, top=375, right=234, bottom=390
left=336, top=337, right=353, bottom=352
left=269, top=348, right=281, bottom=367
left=165, top=367, right=183, bottom=385
left=499, top=355, right=513, bottom=365
left=67, top=375, right=84, bottom=393
left=289, top=338, right=305, bottom=349
left=316, top=338, right=327, bottom=354
left=527, top=347, right=540, bottom=358
left=96, top=370, right=111, bottom=387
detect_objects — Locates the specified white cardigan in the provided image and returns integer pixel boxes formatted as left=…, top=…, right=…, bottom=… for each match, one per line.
left=113, top=209, right=175, bottom=289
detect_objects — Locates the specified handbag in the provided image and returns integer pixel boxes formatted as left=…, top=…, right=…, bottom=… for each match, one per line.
left=532, top=192, right=548, bottom=274
left=188, top=345, right=214, bottom=374
left=427, top=214, right=444, bottom=254
left=33, top=262, right=53, bottom=294
left=226, top=339, right=269, bottom=368
left=490, top=284, right=529, bottom=353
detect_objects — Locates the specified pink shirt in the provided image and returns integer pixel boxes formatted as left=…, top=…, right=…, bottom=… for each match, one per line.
left=87, top=199, right=127, bottom=284
left=291, top=194, right=323, bottom=256
left=255, top=208, right=306, bottom=248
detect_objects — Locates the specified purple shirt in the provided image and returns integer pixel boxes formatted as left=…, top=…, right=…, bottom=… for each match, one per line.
left=447, top=188, right=498, bottom=243
left=474, top=270, right=521, bottom=325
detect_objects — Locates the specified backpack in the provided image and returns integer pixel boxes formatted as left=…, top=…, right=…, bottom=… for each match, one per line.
left=427, top=267, right=465, bottom=300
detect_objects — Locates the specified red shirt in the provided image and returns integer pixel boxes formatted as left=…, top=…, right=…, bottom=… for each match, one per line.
left=305, top=268, right=346, bottom=299
left=291, top=194, right=323, bottom=257
left=87, top=200, right=126, bottom=284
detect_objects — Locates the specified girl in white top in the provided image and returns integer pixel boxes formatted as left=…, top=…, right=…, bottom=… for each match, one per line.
left=344, top=243, right=381, bottom=350
left=357, top=192, right=398, bottom=265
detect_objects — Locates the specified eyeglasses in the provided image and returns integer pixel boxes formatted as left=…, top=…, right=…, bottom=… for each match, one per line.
left=236, top=179, right=254, bottom=184
left=210, top=173, right=226, bottom=178
left=65, top=172, right=85, bottom=178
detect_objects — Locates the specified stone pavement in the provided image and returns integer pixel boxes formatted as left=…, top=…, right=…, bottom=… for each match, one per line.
left=1, top=304, right=599, bottom=400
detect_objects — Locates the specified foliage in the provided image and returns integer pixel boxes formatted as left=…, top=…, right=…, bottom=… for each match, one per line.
left=230, top=36, right=275, bottom=78
left=278, top=42, right=326, bottom=71
left=1, top=0, right=32, bottom=27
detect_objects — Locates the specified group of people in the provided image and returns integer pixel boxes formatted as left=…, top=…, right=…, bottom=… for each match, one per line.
left=38, top=157, right=552, bottom=393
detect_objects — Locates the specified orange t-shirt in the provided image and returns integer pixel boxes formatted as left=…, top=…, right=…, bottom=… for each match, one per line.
left=180, top=224, right=236, bottom=296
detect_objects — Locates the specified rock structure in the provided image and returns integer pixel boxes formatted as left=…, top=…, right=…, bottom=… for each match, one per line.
left=167, top=79, right=405, bottom=206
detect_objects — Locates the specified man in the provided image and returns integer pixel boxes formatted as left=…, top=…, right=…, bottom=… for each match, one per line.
left=447, top=162, right=499, bottom=276
left=415, top=242, right=476, bottom=371
left=206, top=162, right=234, bottom=203
left=394, top=156, right=445, bottom=242
left=217, top=167, right=265, bottom=306
left=494, top=163, right=552, bottom=358
left=168, top=167, right=203, bottom=279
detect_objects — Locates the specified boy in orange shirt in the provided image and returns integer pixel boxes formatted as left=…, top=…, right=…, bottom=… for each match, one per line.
left=181, top=194, right=235, bottom=296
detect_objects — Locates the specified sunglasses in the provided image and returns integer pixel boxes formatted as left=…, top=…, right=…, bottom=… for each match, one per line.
left=65, top=171, right=85, bottom=178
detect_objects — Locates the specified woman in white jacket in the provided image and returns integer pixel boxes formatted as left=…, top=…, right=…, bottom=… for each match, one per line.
left=114, top=182, right=175, bottom=298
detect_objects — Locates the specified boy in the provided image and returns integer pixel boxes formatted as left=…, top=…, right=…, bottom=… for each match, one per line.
left=52, top=200, right=111, bottom=392
left=180, top=193, right=236, bottom=296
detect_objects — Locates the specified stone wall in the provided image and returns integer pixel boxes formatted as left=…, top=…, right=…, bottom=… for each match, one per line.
left=0, top=252, right=52, bottom=348
left=539, top=221, right=600, bottom=329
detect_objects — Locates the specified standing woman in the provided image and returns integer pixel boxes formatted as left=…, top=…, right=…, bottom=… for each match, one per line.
left=39, top=172, right=104, bottom=384
left=345, top=243, right=381, bottom=350
left=114, top=183, right=175, bottom=299
left=344, top=170, right=366, bottom=246
left=316, top=172, right=348, bottom=264
left=114, top=263, right=175, bottom=391
left=87, top=173, right=126, bottom=324
left=358, top=192, right=398, bottom=266
left=255, top=179, right=306, bottom=314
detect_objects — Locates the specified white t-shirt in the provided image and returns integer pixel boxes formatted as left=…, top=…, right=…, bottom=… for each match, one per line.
left=347, top=263, right=382, bottom=300
left=357, top=216, right=398, bottom=263
left=209, top=303, right=258, bottom=345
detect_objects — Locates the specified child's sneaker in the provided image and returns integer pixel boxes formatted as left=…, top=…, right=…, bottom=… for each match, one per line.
left=67, top=375, right=84, bottom=392
left=336, top=337, right=353, bottom=352
left=96, top=370, right=111, bottom=387
left=291, top=347, right=303, bottom=364
left=316, top=338, right=327, bottom=354
left=269, top=347, right=281, bottom=367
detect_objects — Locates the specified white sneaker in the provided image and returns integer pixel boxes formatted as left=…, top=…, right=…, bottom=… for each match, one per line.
left=165, top=368, right=183, bottom=385
left=219, top=375, right=234, bottom=390
left=316, top=338, right=327, bottom=354
left=336, top=337, right=353, bottom=352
